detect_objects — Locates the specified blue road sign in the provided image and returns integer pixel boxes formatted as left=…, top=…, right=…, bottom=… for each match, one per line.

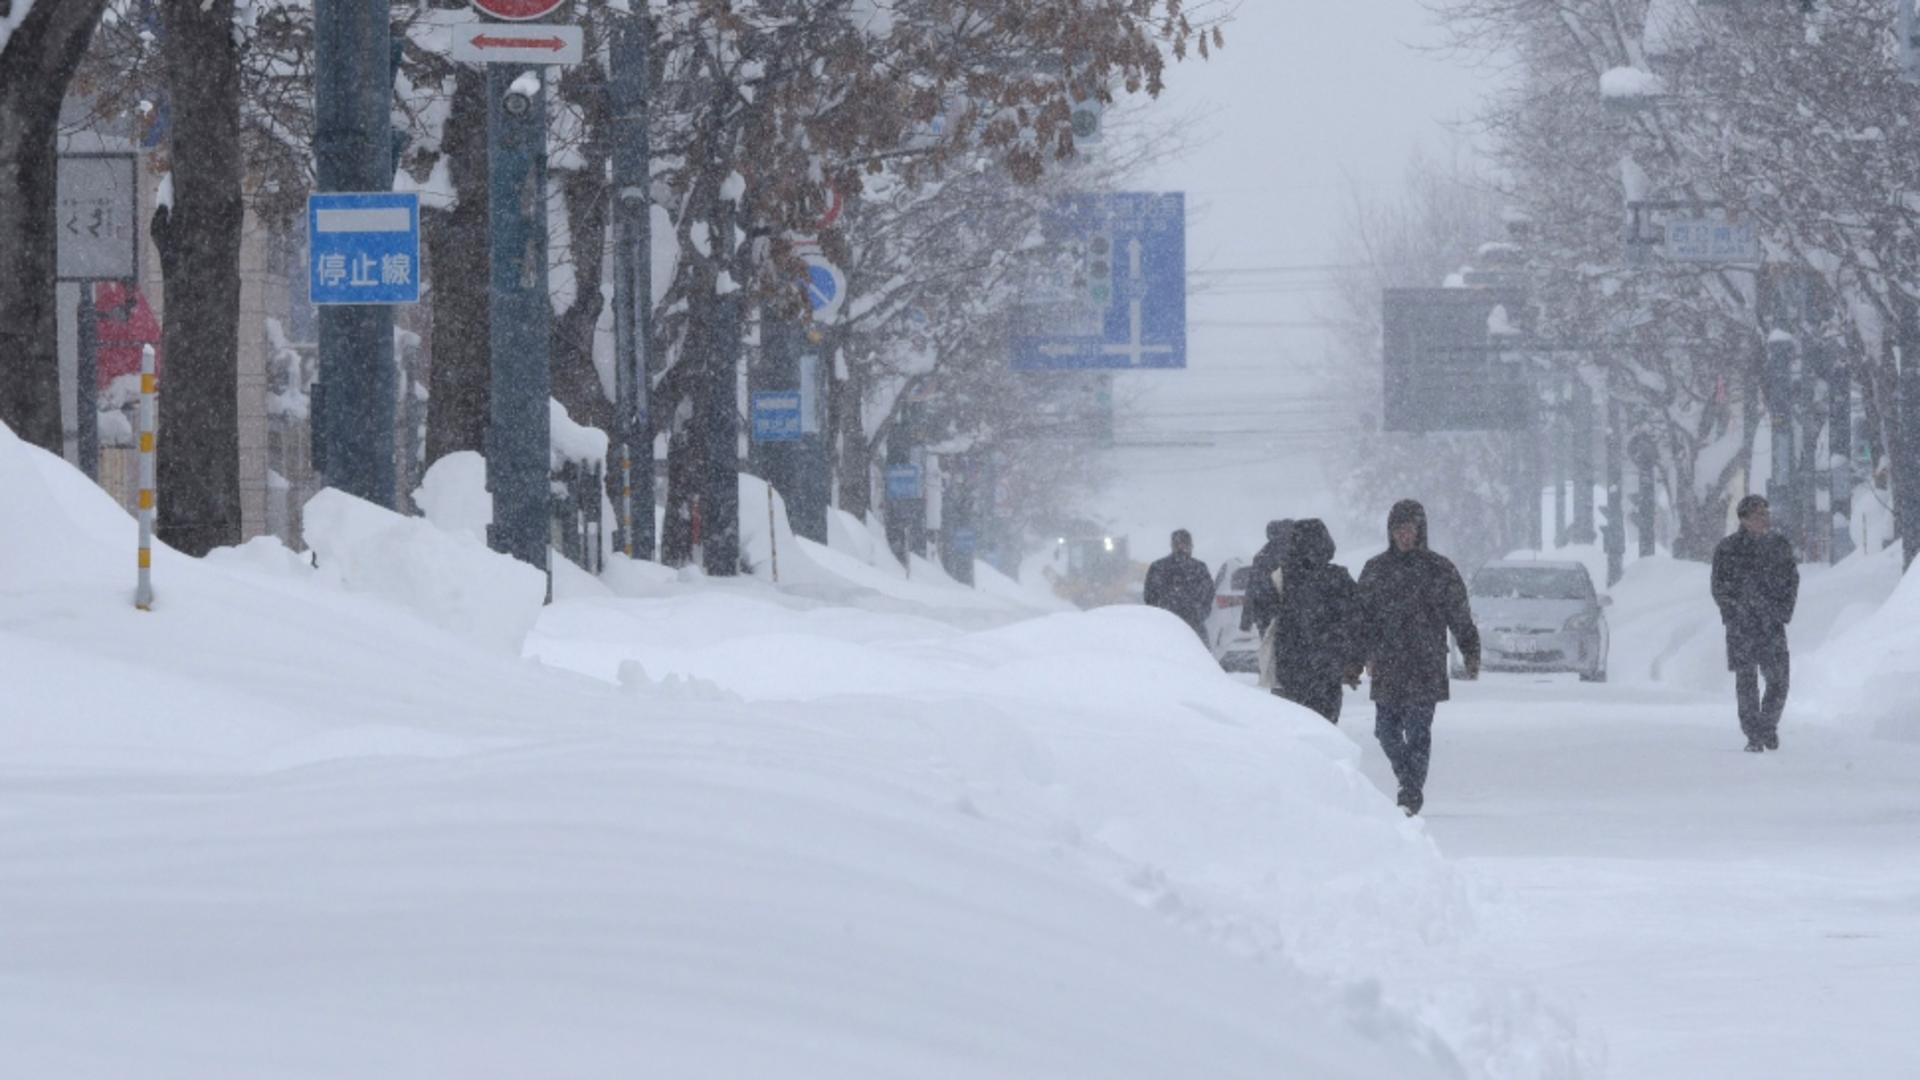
left=752, top=390, right=803, bottom=442
left=886, top=463, right=923, bottom=501
left=950, top=525, right=977, bottom=555
left=308, top=192, right=421, bottom=306
left=1012, top=192, right=1186, bottom=371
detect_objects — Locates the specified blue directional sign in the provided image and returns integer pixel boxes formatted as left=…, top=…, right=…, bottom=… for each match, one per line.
left=886, top=463, right=923, bottom=501
left=1012, top=192, right=1186, bottom=371
left=752, top=390, right=803, bottom=443
left=307, top=192, right=421, bottom=306
left=949, top=525, right=977, bottom=555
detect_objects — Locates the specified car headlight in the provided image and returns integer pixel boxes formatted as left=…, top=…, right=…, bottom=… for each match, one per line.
left=1563, top=611, right=1600, bottom=634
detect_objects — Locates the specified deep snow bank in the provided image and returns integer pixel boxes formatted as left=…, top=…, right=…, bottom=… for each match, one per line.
left=1, top=422, right=1520, bottom=1077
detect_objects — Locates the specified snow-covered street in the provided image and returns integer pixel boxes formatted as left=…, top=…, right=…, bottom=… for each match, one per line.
left=1350, top=675, right=1920, bottom=1078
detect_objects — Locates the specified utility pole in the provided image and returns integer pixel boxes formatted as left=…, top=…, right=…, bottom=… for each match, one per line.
left=700, top=179, right=743, bottom=576
left=1764, top=330, right=1798, bottom=552
left=313, top=0, right=397, bottom=507
left=1605, top=389, right=1626, bottom=586
left=1830, top=357, right=1855, bottom=563
left=609, top=13, right=654, bottom=561
left=1570, top=371, right=1597, bottom=544
left=485, top=63, right=552, bottom=580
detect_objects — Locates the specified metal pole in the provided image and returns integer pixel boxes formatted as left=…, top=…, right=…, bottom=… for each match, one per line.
left=486, top=63, right=553, bottom=586
left=1831, top=364, right=1855, bottom=563
left=312, top=0, right=398, bottom=507
left=610, top=13, right=654, bottom=560
left=700, top=181, right=742, bottom=576
left=1571, top=372, right=1597, bottom=544
left=76, top=282, right=99, bottom=481
left=135, top=344, right=156, bottom=610
left=1605, top=388, right=1625, bottom=586
left=767, top=481, right=779, bottom=583
left=1766, top=333, right=1796, bottom=548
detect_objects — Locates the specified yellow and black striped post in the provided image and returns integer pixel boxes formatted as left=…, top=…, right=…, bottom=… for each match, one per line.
left=135, top=344, right=156, bottom=610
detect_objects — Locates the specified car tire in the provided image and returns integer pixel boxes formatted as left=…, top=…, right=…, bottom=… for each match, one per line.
left=1580, top=668, right=1607, bottom=683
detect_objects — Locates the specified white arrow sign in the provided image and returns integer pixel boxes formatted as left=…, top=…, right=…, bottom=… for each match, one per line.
left=449, top=23, right=584, bottom=65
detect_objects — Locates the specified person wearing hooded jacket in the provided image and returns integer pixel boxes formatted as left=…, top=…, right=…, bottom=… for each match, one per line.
left=1357, top=500, right=1480, bottom=816
left=1268, top=519, right=1365, bottom=724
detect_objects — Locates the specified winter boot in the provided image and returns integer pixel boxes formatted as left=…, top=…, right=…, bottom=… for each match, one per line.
left=1396, top=788, right=1423, bottom=816
left=1744, top=738, right=1765, bottom=753
left=1763, top=732, right=1780, bottom=751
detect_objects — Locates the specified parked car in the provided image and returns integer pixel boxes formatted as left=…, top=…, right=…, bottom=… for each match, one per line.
left=1206, top=557, right=1263, bottom=673
left=1458, top=559, right=1610, bottom=682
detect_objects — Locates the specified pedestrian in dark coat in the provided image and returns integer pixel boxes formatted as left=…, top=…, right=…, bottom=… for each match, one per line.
left=1144, top=529, right=1216, bottom=641
left=1357, top=499, right=1480, bottom=816
left=1711, top=495, right=1800, bottom=752
left=1269, top=519, right=1364, bottom=724
left=1241, top=519, right=1294, bottom=635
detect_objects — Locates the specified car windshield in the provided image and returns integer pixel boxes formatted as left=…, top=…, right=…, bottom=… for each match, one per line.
left=1471, top=567, right=1593, bottom=601
left=1229, top=567, right=1256, bottom=591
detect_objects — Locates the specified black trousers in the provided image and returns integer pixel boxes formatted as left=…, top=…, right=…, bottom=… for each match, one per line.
left=1275, top=681, right=1343, bottom=725
left=1733, top=654, right=1790, bottom=739
left=1375, top=702, right=1436, bottom=796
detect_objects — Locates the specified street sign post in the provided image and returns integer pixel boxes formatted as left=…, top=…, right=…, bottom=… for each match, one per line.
left=886, top=463, right=924, bottom=501
left=56, top=154, right=138, bottom=282
left=450, top=23, right=583, bottom=65
left=1013, top=192, right=1186, bottom=371
left=752, top=391, right=803, bottom=443
left=307, top=192, right=421, bottom=306
left=1664, top=219, right=1760, bottom=264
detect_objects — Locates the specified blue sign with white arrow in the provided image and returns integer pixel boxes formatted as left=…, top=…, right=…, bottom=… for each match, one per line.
left=752, top=390, right=803, bottom=443
left=1012, top=192, right=1186, bottom=371
left=307, top=192, right=421, bottom=306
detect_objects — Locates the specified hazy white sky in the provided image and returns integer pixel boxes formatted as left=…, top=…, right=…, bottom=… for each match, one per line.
left=1095, top=0, right=1496, bottom=566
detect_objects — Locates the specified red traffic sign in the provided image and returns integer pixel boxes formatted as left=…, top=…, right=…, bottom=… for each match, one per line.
left=470, top=0, right=566, bottom=21
left=449, top=23, right=583, bottom=65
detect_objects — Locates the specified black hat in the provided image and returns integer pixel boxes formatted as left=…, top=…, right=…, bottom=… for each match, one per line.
left=1737, top=495, right=1770, bottom=519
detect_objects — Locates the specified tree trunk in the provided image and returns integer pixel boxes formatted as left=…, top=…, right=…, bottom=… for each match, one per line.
left=551, top=151, right=612, bottom=437
left=425, top=64, right=491, bottom=465
left=153, top=0, right=244, bottom=555
left=0, top=0, right=112, bottom=453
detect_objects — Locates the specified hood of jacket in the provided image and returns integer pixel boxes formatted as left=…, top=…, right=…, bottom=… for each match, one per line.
left=1285, top=518, right=1336, bottom=573
left=1387, top=499, right=1429, bottom=552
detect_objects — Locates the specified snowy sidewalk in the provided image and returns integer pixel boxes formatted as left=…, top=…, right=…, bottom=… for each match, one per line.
left=1349, top=676, right=1920, bottom=1079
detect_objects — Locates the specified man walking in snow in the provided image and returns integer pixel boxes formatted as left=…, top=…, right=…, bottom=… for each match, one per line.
left=1711, top=495, right=1800, bottom=752
left=1144, top=529, right=1216, bottom=642
left=1268, top=519, right=1365, bottom=724
left=1357, top=500, right=1480, bottom=816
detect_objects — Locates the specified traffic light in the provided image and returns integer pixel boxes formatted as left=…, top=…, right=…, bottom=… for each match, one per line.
left=1086, top=231, right=1113, bottom=308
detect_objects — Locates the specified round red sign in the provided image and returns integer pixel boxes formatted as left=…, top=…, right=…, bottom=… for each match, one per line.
left=470, top=0, right=566, bottom=22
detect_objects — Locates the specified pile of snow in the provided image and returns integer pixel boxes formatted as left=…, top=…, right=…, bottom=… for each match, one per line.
left=0, top=419, right=1583, bottom=1076
left=305, top=486, right=546, bottom=653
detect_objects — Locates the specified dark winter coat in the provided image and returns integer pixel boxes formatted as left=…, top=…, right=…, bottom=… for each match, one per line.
left=1145, top=552, right=1216, bottom=637
left=1241, top=524, right=1294, bottom=634
left=1710, top=528, right=1799, bottom=669
left=1270, top=520, right=1364, bottom=698
left=1357, top=500, right=1480, bottom=705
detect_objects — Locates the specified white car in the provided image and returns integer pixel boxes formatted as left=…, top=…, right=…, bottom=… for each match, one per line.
left=1456, top=559, right=1611, bottom=682
left=1205, top=557, right=1263, bottom=673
